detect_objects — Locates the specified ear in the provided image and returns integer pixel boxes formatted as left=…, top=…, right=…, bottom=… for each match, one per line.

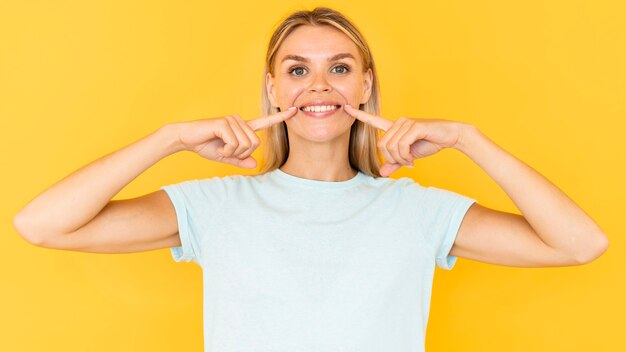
left=266, top=72, right=279, bottom=107
left=360, top=68, right=373, bottom=105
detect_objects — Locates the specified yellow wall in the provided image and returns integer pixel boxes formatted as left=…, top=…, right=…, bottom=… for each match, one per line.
left=2, top=0, right=623, bottom=351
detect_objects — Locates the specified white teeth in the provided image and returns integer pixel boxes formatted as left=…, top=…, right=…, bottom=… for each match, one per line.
left=302, top=105, right=338, bottom=112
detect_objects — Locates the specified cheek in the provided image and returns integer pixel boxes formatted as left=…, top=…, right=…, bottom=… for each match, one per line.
left=336, top=86, right=361, bottom=106
left=277, top=84, right=305, bottom=106
left=335, top=81, right=363, bottom=103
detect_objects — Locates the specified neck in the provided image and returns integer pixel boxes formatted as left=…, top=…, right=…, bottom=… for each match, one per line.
left=279, top=132, right=357, bottom=182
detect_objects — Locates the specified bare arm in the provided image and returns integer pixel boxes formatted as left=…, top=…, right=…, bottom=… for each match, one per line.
left=342, top=105, right=608, bottom=266
left=13, top=108, right=297, bottom=252
left=35, top=190, right=183, bottom=254
left=451, top=125, right=608, bottom=264
left=13, top=124, right=183, bottom=245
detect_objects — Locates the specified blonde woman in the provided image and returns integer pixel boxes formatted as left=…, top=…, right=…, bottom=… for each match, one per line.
left=14, top=7, right=608, bottom=352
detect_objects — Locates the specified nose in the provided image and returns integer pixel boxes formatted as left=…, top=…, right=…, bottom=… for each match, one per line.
left=308, top=73, right=332, bottom=93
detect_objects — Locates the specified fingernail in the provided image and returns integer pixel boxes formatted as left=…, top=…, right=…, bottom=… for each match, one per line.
left=288, top=106, right=297, bottom=110
left=345, top=104, right=352, bottom=108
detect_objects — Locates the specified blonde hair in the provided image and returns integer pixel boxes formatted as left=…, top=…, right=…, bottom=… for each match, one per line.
left=258, top=7, right=383, bottom=177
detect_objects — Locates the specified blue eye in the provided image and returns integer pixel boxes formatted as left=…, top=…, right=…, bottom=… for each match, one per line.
left=287, top=64, right=351, bottom=76
left=332, top=65, right=350, bottom=74
left=290, top=67, right=307, bottom=76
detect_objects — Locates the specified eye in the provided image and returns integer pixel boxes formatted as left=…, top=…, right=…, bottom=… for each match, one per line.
left=332, top=64, right=350, bottom=74
left=287, top=64, right=351, bottom=76
left=288, top=66, right=307, bottom=76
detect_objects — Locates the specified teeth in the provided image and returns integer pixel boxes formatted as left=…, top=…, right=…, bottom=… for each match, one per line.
left=302, top=105, right=339, bottom=113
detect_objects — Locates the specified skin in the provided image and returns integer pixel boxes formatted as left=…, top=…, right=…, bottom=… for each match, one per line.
left=13, top=22, right=608, bottom=268
left=265, top=24, right=373, bottom=182
left=261, top=24, right=609, bottom=266
left=339, top=106, right=608, bottom=266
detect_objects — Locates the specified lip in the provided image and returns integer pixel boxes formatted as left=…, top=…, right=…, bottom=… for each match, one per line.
left=298, top=100, right=343, bottom=118
left=300, top=106, right=341, bottom=118
left=298, top=100, right=343, bottom=109
left=298, top=100, right=343, bottom=119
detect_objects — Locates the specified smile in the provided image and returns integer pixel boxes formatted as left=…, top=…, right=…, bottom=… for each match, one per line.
left=299, top=105, right=342, bottom=119
left=300, top=105, right=341, bottom=112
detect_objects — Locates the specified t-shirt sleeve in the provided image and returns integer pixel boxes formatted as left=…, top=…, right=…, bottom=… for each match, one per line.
left=160, top=177, right=226, bottom=265
left=415, top=185, right=477, bottom=270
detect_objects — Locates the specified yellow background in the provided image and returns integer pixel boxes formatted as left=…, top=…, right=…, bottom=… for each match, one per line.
left=1, top=0, right=624, bottom=351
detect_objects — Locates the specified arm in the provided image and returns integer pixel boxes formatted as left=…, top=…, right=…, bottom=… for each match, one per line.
left=452, top=125, right=609, bottom=265
left=341, top=105, right=609, bottom=267
left=13, top=108, right=297, bottom=252
left=13, top=124, right=183, bottom=245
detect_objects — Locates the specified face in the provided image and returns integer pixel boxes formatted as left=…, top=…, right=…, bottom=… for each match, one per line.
left=266, top=25, right=373, bottom=143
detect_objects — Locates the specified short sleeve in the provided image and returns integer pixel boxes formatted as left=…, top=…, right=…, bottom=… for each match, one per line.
left=160, top=177, right=226, bottom=266
left=415, top=186, right=476, bottom=270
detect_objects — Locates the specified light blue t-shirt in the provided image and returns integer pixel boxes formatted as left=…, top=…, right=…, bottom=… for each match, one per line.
left=161, top=168, right=476, bottom=352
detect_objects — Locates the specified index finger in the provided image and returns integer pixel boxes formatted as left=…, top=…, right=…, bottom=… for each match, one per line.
left=343, top=104, right=393, bottom=132
left=247, top=106, right=298, bottom=132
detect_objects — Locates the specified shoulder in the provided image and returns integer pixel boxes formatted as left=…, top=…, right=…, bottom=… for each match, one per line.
left=367, top=176, right=475, bottom=209
left=363, top=175, right=427, bottom=193
left=349, top=176, right=431, bottom=207
left=162, top=173, right=252, bottom=198
left=192, top=172, right=280, bottom=195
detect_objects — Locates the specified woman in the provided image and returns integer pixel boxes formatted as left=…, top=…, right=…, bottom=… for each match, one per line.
left=14, top=7, right=608, bottom=352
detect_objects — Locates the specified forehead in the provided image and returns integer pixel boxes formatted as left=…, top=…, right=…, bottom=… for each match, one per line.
left=276, top=25, right=360, bottom=62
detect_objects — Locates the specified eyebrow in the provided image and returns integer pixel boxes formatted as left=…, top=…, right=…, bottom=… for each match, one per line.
left=280, top=52, right=356, bottom=64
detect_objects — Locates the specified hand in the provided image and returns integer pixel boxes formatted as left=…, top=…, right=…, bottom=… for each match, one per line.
left=174, top=107, right=298, bottom=169
left=343, top=104, right=470, bottom=177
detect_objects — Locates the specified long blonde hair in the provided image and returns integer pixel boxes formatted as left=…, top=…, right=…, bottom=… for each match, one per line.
left=258, top=7, right=383, bottom=177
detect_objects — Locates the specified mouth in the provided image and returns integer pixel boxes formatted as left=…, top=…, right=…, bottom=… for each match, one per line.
left=298, top=104, right=342, bottom=118
left=298, top=104, right=342, bottom=112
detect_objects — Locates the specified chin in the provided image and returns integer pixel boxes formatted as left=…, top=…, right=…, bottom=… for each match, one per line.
left=284, top=109, right=355, bottom=141
left=287, top=125, right=353, bottom=144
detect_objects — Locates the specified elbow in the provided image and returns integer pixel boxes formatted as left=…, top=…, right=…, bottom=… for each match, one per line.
left=13, top=212, right=46, bottom=247
left=575, top=233, right=609, bottom=265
